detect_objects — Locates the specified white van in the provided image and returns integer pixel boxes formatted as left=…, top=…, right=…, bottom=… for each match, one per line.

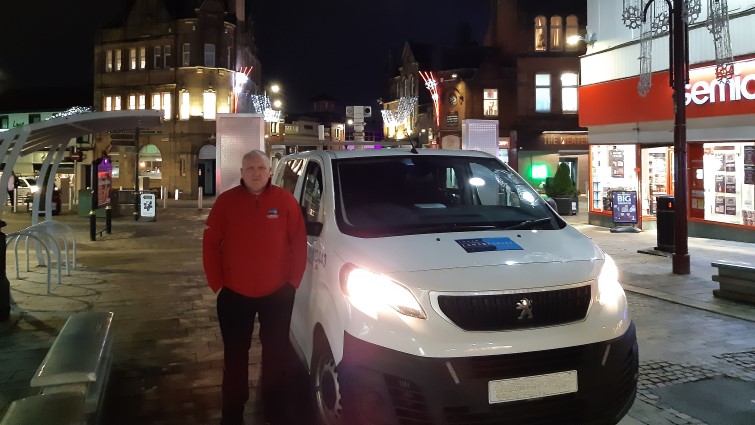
left=272, top=148, right=638, bottom=425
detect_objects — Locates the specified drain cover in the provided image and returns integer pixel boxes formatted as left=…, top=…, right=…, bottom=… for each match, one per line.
left=650, top=376, right=755, bottom=425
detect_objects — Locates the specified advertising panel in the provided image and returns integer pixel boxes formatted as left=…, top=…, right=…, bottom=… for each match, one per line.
left=611, top=191, right=638, bottom=224
left=96, top=156, right=112, bottom=208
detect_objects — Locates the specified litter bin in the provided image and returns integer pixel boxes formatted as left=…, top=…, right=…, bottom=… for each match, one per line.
left=656, top=195, right=674, bottom=252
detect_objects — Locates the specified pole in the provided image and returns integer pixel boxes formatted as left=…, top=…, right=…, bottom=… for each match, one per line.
left=1, top=220, right=10, bottom=321
left=670, top=1, right=690, bottom=274
left=133, top=128, right=140, bottom=221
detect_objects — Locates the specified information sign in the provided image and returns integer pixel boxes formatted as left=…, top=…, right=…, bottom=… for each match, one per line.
left=140, top=193, right=156, bottom=221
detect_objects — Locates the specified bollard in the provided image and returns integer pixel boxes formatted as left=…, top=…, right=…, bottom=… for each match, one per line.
left=162, top=187, right=167, bottom=209
left=174, top=188, right=179, bottom=200
left=106, top=205, right=112, bottom=234
left=1, top=220, right=10, bottom=321
left=198, top=186, right=203, bottom=210
left=89, top=210, right=96, bottom=241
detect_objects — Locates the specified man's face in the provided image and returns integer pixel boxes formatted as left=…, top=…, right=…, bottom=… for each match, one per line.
left=241, top=155, right=271, bottom=194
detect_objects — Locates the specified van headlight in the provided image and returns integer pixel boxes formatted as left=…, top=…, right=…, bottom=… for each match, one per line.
left=341, top=266, right=427, bottom=320
left=596, top=254, right=626, bottom=308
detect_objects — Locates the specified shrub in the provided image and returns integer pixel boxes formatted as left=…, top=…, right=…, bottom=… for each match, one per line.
left=545, top=163, right=578, bottom=198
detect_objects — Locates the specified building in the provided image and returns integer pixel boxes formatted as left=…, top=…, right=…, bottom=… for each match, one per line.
left=579, top=0, right=755, bottom=242
left=383, top=0, right=589, bottom=192
left=92, top=0, right=260, bottom=198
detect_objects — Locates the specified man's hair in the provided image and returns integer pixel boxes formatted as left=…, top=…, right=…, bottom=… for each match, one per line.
left=242, top=150, right=270, bottom=168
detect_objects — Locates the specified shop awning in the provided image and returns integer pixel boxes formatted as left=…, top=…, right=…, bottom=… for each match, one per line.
left=587, top=113, right=755, bottom=145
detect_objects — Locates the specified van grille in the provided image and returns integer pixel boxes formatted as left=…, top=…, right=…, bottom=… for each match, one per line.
left=436, top=285, right=591, bottom=331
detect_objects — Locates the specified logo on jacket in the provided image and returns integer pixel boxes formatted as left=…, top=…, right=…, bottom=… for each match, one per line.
left=266, top=208, right=279, bottom=219
left=516, top=298, right=533, bottom=320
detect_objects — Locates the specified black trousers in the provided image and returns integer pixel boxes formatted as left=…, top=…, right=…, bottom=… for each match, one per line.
left=217, top=284, right=296, bottom=424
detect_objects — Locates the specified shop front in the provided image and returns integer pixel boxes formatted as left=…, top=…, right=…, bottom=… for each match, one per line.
left=580, top=56, right=755, bottom=243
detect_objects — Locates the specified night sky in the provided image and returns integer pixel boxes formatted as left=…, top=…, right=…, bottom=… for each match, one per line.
left=0, top=0, right=490, bottom=113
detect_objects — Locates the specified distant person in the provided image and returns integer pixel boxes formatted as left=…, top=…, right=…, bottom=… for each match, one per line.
left=7, top=172, right=16, bottom=206
left=202, top=149, right=307, bottom=425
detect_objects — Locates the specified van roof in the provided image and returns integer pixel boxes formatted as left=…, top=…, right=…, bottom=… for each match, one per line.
left=289, top=148, right=497, bottom=161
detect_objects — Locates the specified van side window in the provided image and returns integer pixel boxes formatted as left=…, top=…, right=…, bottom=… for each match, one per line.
left=301, top=162, right=323, bottom=223
left=279, top=158, right=305, bottom=194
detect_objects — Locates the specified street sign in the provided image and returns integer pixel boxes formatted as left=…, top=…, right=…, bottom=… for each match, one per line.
left=69, top=152, right=83, bottom=162
left=110, top=132, right=136, bottom=146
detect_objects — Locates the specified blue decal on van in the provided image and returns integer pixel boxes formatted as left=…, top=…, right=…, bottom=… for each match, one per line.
left=456, top=237, right=523, bottom=253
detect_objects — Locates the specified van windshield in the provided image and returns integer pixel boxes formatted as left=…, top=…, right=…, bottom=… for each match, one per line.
left=333, top=155, right=565, bottom=238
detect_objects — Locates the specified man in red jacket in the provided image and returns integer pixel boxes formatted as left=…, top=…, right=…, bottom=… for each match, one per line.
left=203, top=149, right=307, bottom=425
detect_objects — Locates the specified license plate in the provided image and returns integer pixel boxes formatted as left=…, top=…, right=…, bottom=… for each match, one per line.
left=488, top=370, right=578, bottom=404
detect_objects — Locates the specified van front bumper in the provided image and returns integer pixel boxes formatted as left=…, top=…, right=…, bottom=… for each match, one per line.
left=338, top=322, right=638, bottom=425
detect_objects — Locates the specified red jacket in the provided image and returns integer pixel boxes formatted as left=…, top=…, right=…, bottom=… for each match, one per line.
left=203, top=180, right=307, bottom=297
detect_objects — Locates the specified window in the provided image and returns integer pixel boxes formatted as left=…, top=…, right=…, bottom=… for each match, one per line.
left=565, top=15, right=579, bottom=51
left=28, top=114, right=41, bottom=123
left=164, top=45, right=171, bottom=68
left=106, top=50, right=113, bottom=72
left=139, top=144, right=163, bottom=180
left=561, top=73, right=579, bottom=113
left=203, top=90, right=216, bottom=120
left=138, top=94, right=146, bottom=110
left=180, top=91, right=190, bottom=120
left=204, top=43, right=215, bottom=67
left=550, top=16, right=563, bottom=51
left=227, top=47, right=232, bottom=68
left=128, top=94, right=136, bottom=110
left=182, top=43, right=191, bottom=66
left=301, top=162, right=324, bottom=224
left=104, top=96, right=112, bottom=111
left=154, top=46, right=161, bottom=69
left=1, top=115, right=9, bottom=129
left=114, top=96, right=121, bottom=110
left=139, top=47, right=146, bottom=69
left=534, top=16, right=547, bottom=52
left=278, top=158, right=305, bottom=194
left=535, top=73, right=551, bottom=112
left=152, top=93, right=161, bottom=110
left=163, top=93, right=172, bottom=120
left=115, top=49, right=122, bottom=71
left=483, top=89, right=498, bottom=117
left=129, top=48, right=137, bottom=70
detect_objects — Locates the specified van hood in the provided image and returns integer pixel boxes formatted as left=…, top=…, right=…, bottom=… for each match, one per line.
left=335, top=226, right=604, bottom=274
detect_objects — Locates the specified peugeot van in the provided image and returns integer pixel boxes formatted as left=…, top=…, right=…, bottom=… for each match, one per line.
left=272, top=148, right=638, bottom=425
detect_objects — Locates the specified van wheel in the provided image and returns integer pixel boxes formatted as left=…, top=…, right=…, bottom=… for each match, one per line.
left=312, top=338, right=342, bottom=425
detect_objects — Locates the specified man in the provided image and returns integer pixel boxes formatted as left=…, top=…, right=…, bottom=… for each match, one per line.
left=203, top=149, right=307, bottom=425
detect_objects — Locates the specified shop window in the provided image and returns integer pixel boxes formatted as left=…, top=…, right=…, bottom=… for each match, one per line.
left=110, top=152, right=120, bottom=178
left=702, top=143, right=755, bottom=226
left=565, top=16, right=579, bottom=51
left=534, top=16, right=547, bottom=52
left=483, top=89, right=498, bottom=117
left=204, top=43, right=215, bottom=67
left=590, top=145, right=639, bottom=212
left=550, top=16, right=563, bottom=51
left=535, top=73, right=551, bottom=112
left=561, top=73, right=578, bottom=113
left=139, top=144, right=162, bottom=180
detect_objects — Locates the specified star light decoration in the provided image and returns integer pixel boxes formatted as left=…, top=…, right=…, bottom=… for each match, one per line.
left=380, top=96, right=418, bottom=131
left=251, top=93, right=282, bottom=122
left=419, top=71, right=440, bottom=127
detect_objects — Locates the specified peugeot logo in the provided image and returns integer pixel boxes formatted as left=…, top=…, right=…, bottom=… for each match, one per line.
left=516, top=298, right=533, bottom=320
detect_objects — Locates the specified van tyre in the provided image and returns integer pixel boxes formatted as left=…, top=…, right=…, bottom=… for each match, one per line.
left=312, top=337, right=342, bottom=425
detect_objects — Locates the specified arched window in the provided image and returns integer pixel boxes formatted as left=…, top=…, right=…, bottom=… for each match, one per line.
left=139, top=144, right=162, bottom=180
left=534, top=16, right=547, bottom=52
left=565, top=15, right=579, bottom=51
left=550, top=16, right=563, bottom=51
left=409, top=75, right=415, bottom=97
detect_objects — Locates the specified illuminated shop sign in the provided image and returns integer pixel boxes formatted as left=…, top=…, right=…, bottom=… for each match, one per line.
left=685, top=58, right=755, bottom=106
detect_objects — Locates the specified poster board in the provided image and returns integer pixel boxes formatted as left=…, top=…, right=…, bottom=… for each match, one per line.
left=611, top=191, right=638, bottom=224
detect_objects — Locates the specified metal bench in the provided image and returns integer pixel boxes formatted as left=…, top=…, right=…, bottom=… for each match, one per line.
left=711, top=261, right=755, bottom=305
left=29, top=311, right=114, bottom=424
left=0, top=392, right=85, bottom=425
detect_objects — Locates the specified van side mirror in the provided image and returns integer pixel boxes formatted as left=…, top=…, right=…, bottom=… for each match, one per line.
left=306, top=221, right=323, bottom=236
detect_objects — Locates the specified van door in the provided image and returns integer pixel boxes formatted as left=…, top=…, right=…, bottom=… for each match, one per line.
left=291, top=159, right=325, bottom=359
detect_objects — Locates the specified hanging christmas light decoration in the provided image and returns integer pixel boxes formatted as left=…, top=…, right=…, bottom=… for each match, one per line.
left=380, top=96, right=418, bottom=130
left=638, top=17, right=654, bottom=97
left=419, top=71, right=440, bottom=127
left=707, top=0, right=734, bottom=82
left=47, top=106, right=92, bottom=120
left=233, top=66, right=253, bottom=113
left=250, top=93, right=281, bottom=122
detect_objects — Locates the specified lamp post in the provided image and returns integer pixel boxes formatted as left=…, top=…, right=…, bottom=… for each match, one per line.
left=642, top=0, right=690, bottom=274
